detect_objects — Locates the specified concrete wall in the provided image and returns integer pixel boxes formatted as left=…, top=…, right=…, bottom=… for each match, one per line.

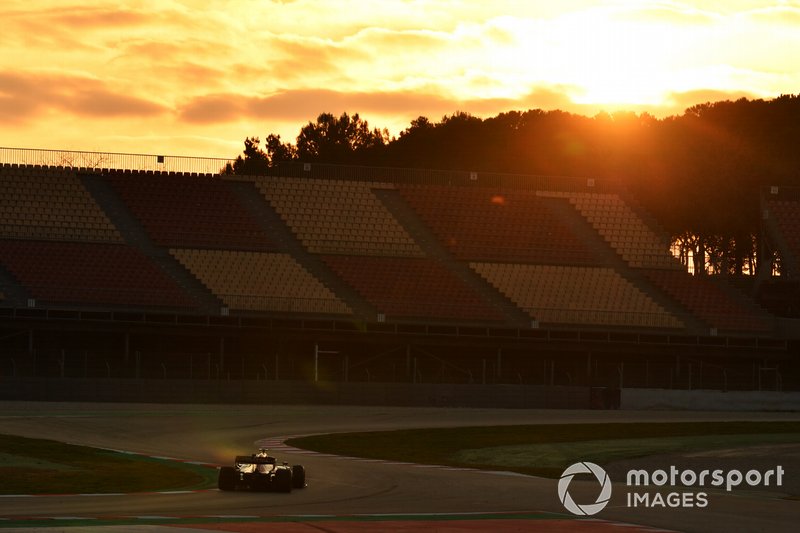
left=7, top=379, right=796, bottom=410
left=0, top=378, right=593, bottom=409
left=622, top=388, right=800, bottom=411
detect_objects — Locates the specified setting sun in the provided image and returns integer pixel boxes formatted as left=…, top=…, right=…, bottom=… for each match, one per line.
left=550, top=10, right=680, bottom=105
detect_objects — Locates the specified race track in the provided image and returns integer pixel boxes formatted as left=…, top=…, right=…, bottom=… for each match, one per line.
left=0, top=402, right=797, bottom=532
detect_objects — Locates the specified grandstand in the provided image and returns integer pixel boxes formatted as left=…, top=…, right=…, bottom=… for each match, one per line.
left=0, top=150, right=797, bottom=402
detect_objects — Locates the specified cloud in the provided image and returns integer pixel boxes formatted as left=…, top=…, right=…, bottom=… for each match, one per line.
left=345, top=27, right=453, bottom=51
left=0, top=95, right=39, bottom=123
left=121, top=41, right=188, bottom=61
left=260, top=35, right=372, bottom=83
left=612, top=2, right=717, bottom=26
left=475, top=87, right=578, bottom=114
left=179, top=94, right=245, bottom=123
left=249, top=22, right=520, bottom=89
left=0, top=71, right=168, bottom=123
left=7, top=4, right=182, bottom=31
left=5, top=5, right=153, bottom=54
left=46, top=7, right=151, bottom=29
left=178, top=84, right=586, bottom=126
left=70, top=92, right=167, bottom=118
left=743, top=5, right=800, bottom=25
left=178, top=89, right=449, bottom=124
left=2, top=1, right=798, bottom=159
left=665, top=88, right=758, bottom=110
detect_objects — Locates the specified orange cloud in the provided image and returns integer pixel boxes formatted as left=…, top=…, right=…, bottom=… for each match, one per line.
left=666, top=89, right=759, bottom=111
left=178, top=89, right=445, bottom=124
left=177, top=85, right=583, bottom=126
left=1, top=1, right=798, bottom=157
left=45, top=7, right=151, bottom=29
left=0, top=72, right=168, bottom=123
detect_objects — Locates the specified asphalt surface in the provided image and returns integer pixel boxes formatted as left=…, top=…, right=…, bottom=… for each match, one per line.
left=0, top=402, right=798, bottom=532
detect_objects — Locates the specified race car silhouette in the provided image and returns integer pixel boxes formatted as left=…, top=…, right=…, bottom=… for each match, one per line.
left=217, top=448, right=306, bottom=492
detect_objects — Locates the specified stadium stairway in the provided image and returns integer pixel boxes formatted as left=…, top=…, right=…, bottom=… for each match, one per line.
left=374, top=188, right=532, bottom=328
left=619, top=191, right=675, bottom=245
left=620, top=195, right=774, bottom=333
left=227, top=180, right=377, bottom=319
left=0, top=262, right=27, bottom=307
left=546, top=196, right=705, bottom=332
left=708, top=275, right=777, bottom=330
left=80, top=172, right=223, bottom=313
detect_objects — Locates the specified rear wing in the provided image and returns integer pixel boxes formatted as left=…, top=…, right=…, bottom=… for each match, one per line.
left=235, top=455, right=276, bottom=465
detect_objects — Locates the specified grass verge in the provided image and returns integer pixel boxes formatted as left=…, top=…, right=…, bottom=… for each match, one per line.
left=0, top=433, right=217, bottom=494
left=288, top=421, right=800, bottom=478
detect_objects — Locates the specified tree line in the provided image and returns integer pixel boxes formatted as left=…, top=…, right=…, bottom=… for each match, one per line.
left=227, top=96, right=800, bottom=276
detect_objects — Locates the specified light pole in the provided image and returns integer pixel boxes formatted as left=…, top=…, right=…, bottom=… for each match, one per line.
left=314, top=344, right=338, bottom=382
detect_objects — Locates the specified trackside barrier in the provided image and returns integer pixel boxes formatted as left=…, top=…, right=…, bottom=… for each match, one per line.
left=621, top=388, right=800, bottom=411
left=0, top=378, right=597, bottom=409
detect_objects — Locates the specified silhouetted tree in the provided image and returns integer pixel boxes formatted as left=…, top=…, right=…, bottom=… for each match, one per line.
left=295, top=112, right=389, bottom=163
left=225, top=137, right=270, bottom=175
left=264, top=134, right=296, bottom=164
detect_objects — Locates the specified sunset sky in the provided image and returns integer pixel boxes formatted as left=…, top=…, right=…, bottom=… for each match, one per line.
left=2, top=1, right=799, bottom=158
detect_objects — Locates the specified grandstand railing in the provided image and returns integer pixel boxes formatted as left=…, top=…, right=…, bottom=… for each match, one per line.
left=0, top=146, right=618, bottom=190
left=265, top=161, right=615, bottom=191
left=2, top=285, right=194, bottom=308
left=0, top=223, right=118, bottom=242
left=523, top=307, right=682, bottom=329
left=0, top=287, right=349, bottom=316
left=4, top=282, right=769, bottom=330
left=0, top=147, right=234, bottom=175
left=365, top=299, right=502, bottom=321
left=764, top=185, right=800, bottom=201
left=217, top=294, right=351, bottom=315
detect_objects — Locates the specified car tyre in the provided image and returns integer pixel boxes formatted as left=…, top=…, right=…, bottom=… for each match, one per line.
left=292, top=464, right=306, bottom=488
left=275, top=468, right=292, bottom=493
left=218, top=466, right=238, bottom=491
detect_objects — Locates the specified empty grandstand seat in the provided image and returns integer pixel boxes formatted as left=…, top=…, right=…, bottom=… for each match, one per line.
left=757, top=278, right=800, bottom=318
left=254, top=177, right=423, bottom=257
left=642, top=269, right=770, bottom=333
left=105, top=171, right=273, bottom=251
left=0, top=240, right=196, bottom=308
left=171, top=249, right=351, bottom=315
left=323, top=255, right=503, bottom=322
left=0, top=166, right=122, bottom=243
left=472, top=262, right=683, bottom=329
left=566, top=192, right=682, bottom=269
left=398, top=185, right=598, bottom=265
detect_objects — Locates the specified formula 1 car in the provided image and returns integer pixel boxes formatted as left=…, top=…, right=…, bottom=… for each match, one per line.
left=217, top=448, right=306, bottom=492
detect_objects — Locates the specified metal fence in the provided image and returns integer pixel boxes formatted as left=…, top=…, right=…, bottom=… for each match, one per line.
left=0, top=147, right=234, bottom=175
left=0, top=146, right=617, bottom=190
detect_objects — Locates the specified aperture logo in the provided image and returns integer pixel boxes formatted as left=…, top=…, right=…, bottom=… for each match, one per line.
left=558, top=462, right=612, bottom=516
left=557, top=462, right=785, bottom=515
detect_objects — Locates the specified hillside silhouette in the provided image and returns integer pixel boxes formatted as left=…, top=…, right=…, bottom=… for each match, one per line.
left=228, top=96, right=800, bottom=276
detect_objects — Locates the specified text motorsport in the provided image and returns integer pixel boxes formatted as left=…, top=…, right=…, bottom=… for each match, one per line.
left=558, top=462, right=785, bottom=515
